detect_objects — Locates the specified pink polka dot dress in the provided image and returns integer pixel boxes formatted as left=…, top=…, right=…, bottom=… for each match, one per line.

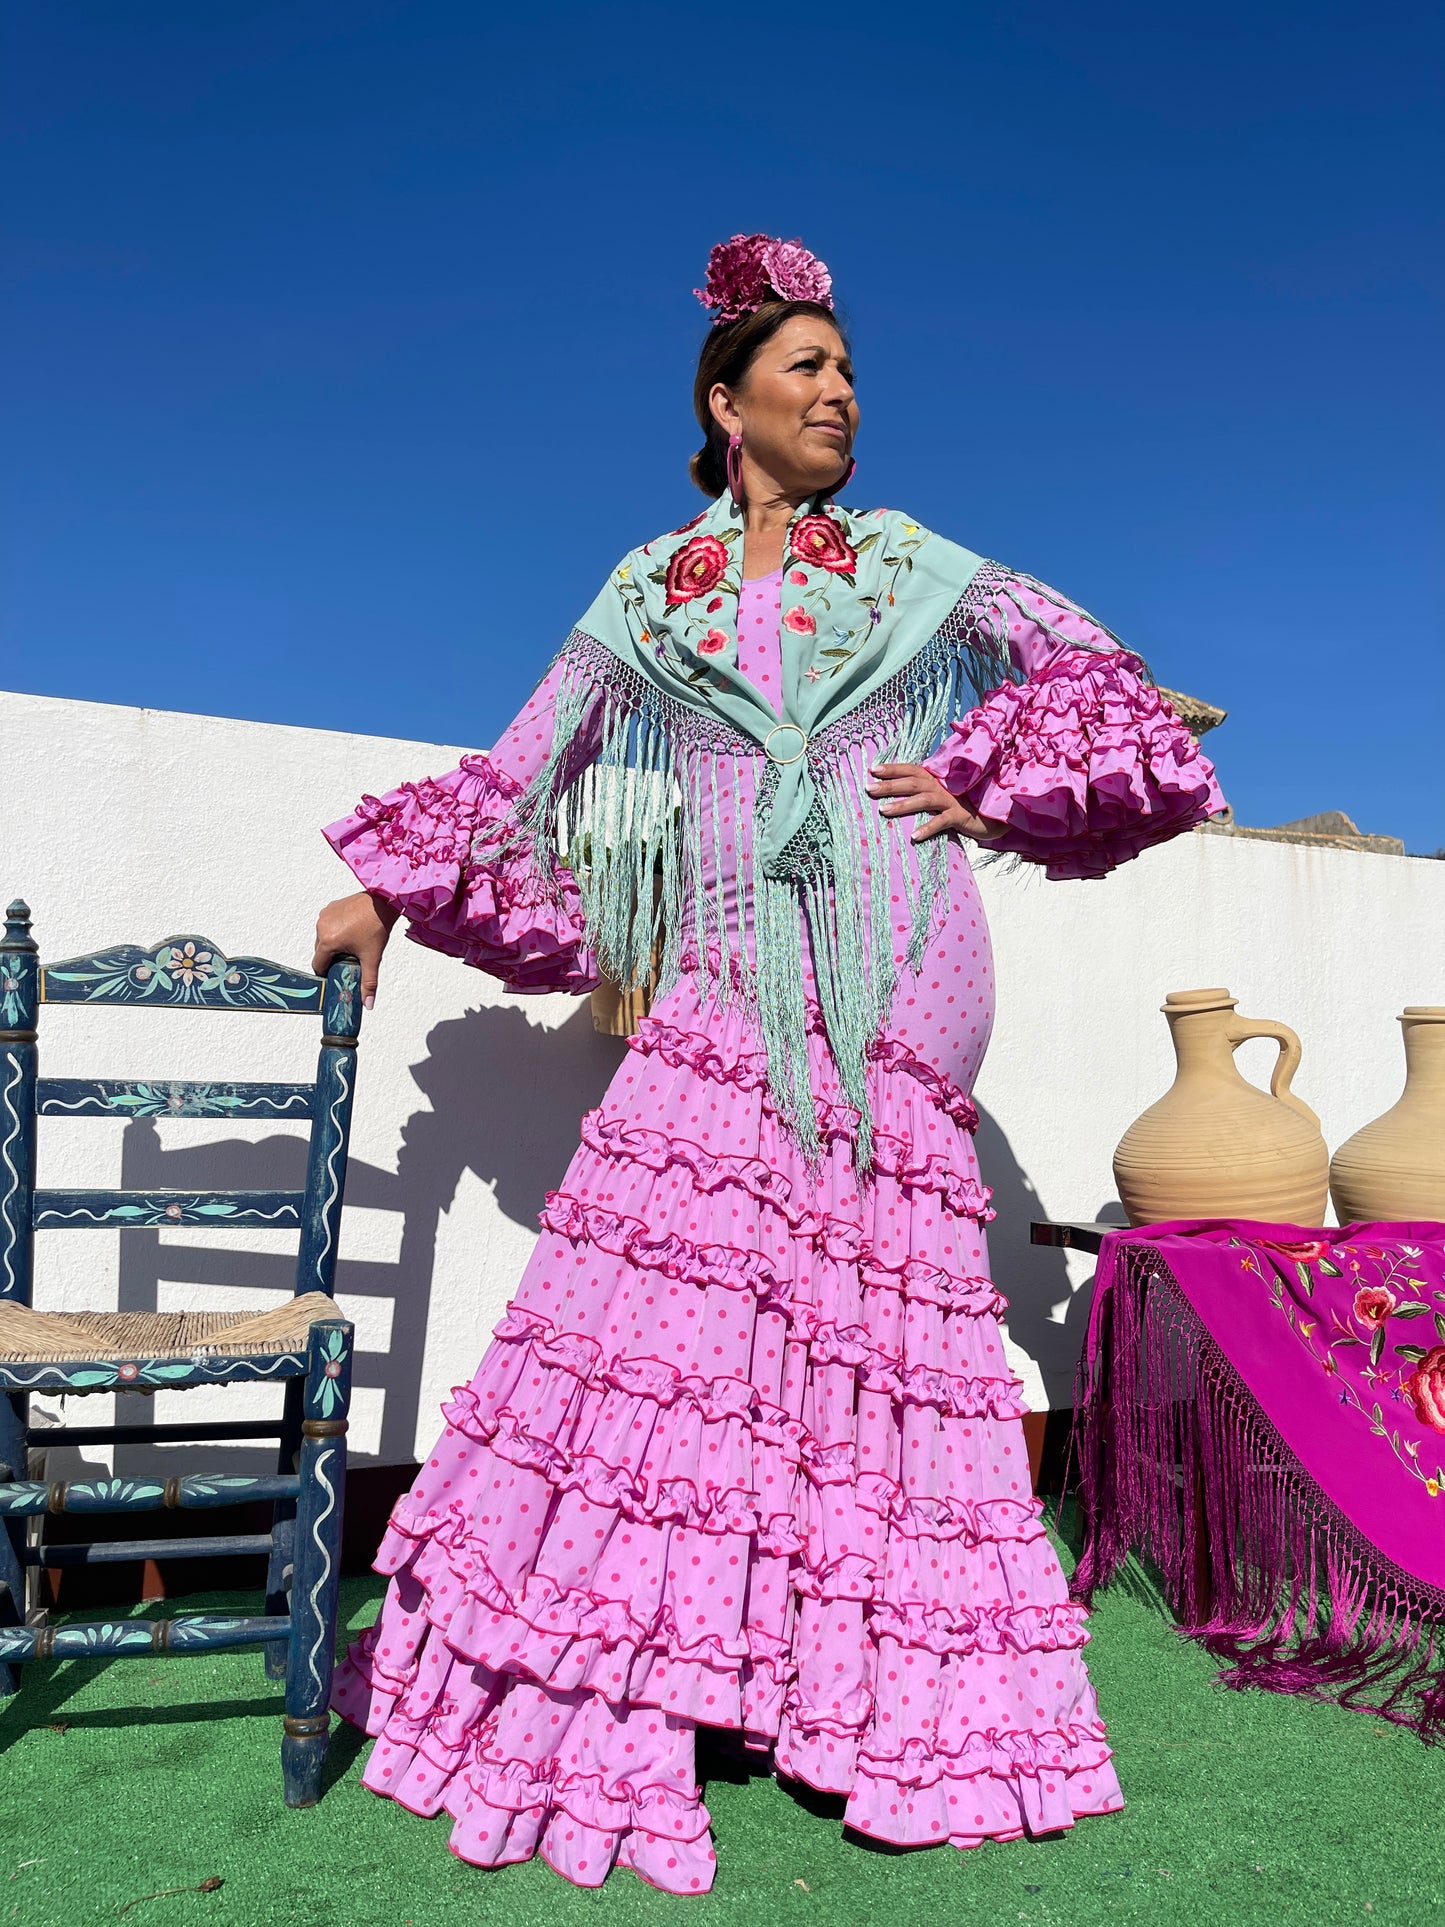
left=323, top=560, right=1222, bottom=1893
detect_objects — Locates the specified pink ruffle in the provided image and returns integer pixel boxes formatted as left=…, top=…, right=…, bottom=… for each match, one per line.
left=861, top=1723, right=1113, bottom=1789
left=924, top=646, right=1225, bottom=881
left=634, top=1017, right=982, bottom=1140
left=866, top=1597, right=1090, bottom=1657
left=538, top=1191, right=782, bottom=1299
left=323, top=753, right=599, bottom=993
left=843, top=1724, right=1118, bottom=1848
left=580, top=1111, right=996, bottom=1231
left=868, top=1037, right=981, bottom=1130
left=335, top=1666, right=719, bottom=1890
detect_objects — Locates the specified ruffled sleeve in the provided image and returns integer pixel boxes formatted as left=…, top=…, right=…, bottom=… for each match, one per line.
left=323, top=656, right=602, bottom=993
left=923, top=570, right=1225, bottom=881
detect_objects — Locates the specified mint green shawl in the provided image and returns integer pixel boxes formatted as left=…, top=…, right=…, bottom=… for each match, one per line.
left=510, top=492, right=1016, bottom=1165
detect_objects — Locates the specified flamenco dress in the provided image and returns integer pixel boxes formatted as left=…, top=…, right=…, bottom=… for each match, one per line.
left=324, top=564, right=1223, bottom=1893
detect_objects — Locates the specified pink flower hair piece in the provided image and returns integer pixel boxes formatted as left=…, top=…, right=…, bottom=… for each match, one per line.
left=694, top=233, right=834, bottom=324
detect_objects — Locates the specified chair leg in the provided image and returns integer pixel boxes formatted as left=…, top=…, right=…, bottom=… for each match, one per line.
left=0, top=1393, right=28, bottom=1697
left=264, top=1378, right=303, bottom=1681
left=282, top=1320, right=350, bottom=1807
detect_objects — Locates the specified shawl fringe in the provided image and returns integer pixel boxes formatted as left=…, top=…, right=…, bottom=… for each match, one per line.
left=1071, top=1243, right=1445, bottom=1740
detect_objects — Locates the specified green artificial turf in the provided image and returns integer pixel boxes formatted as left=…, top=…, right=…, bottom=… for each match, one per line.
left=0, top=1518, right=1438, bottom=1927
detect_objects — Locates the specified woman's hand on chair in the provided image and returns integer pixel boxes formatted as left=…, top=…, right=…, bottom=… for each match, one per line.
left=867, top=764, right=1004, bottom=844
left=312, top=891, right=400, bottom=1008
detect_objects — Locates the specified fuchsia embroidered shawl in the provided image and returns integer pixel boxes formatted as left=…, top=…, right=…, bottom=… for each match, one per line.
left=1073, top=1220, right=1445, bottom=1735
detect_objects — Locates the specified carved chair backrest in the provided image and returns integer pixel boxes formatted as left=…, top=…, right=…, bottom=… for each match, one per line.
left=0, top=900, right=362, bottom=1310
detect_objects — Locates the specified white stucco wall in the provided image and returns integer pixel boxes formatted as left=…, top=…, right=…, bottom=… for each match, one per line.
left=4, top=687, right=1443, bottom=1472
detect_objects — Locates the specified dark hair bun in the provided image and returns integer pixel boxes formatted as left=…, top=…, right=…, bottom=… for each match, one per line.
left=690, top=442, right=726, bottom=496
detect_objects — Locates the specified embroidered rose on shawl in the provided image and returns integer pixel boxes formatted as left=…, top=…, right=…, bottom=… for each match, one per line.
left=1259, top=1236, right=1343, bottom=1279
left=1268, top=1239, right=1329, bottom=1263
left=665, top=535, right=730, bottom=606
left=790, top=515, right=857, bottom=576
left=1353, top=1286, right=1396, bottom=1329
left=1404, top=1347, right=1445, bottom=1434
left=698, top=629, right=728, bottom=656
left=783, top=607, right=816, bottom=636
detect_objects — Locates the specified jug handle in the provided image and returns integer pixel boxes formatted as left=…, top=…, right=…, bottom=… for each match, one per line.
left=1225, top=1016, right=1321, bottom=1130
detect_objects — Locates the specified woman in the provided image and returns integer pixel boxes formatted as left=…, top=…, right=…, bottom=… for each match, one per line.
left=314, top=233, right=1223, bottom=1893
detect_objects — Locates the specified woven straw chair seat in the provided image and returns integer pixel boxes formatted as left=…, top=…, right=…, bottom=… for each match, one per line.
left=0, top=1293, right=340, bottom=1365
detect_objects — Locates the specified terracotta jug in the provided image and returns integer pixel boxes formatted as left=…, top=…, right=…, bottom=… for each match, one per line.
left=1329, top=1008, right=1445, bottom=1222
left=1112, top=988, right=1329, bottom=1226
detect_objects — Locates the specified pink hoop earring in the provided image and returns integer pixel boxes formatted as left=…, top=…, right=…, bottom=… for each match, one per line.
left=726, top=432, right=744, bottom=506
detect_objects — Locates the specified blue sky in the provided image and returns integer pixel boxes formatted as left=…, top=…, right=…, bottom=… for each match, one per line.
left=5, top=1, right=1441, bottom=847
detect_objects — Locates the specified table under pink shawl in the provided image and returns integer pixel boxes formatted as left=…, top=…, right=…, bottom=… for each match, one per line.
left=1073, top=1222, right=1445, bottom=1736
left=321, top=565, right=1221, bottom=1893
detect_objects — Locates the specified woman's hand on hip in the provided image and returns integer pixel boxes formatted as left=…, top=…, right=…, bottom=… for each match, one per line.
left=867, top=764, right=1004, bottom=844
left=312, top=890, right=400, bottom=1008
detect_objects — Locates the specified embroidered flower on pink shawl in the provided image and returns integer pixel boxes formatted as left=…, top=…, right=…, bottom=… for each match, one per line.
left=1267, top=1239, right=1330, bottom=1263
left=1352, top=1286, right=1396, bottom=1329
left=1404, top=1347, right=1445, bottom=1434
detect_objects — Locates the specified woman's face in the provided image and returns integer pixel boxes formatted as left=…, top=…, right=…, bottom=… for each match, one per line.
left=710, top=316, right=859, bottom=497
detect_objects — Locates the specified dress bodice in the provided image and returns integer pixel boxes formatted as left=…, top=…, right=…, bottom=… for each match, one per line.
left=733, top=567, right=785, bottom=714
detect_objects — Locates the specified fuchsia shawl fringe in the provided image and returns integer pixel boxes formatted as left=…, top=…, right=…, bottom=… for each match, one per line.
left=1070, top=1235, right=1445, bottom=1739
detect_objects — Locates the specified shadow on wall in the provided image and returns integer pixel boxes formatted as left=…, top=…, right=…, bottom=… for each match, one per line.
left=973, top=1104, right=1126, bottom=1410
left=109, top=1000, right=624, bottom=1473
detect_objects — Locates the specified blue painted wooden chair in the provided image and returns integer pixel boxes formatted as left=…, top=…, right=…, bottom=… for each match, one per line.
left=0, top=899, right=363, bottom=1806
